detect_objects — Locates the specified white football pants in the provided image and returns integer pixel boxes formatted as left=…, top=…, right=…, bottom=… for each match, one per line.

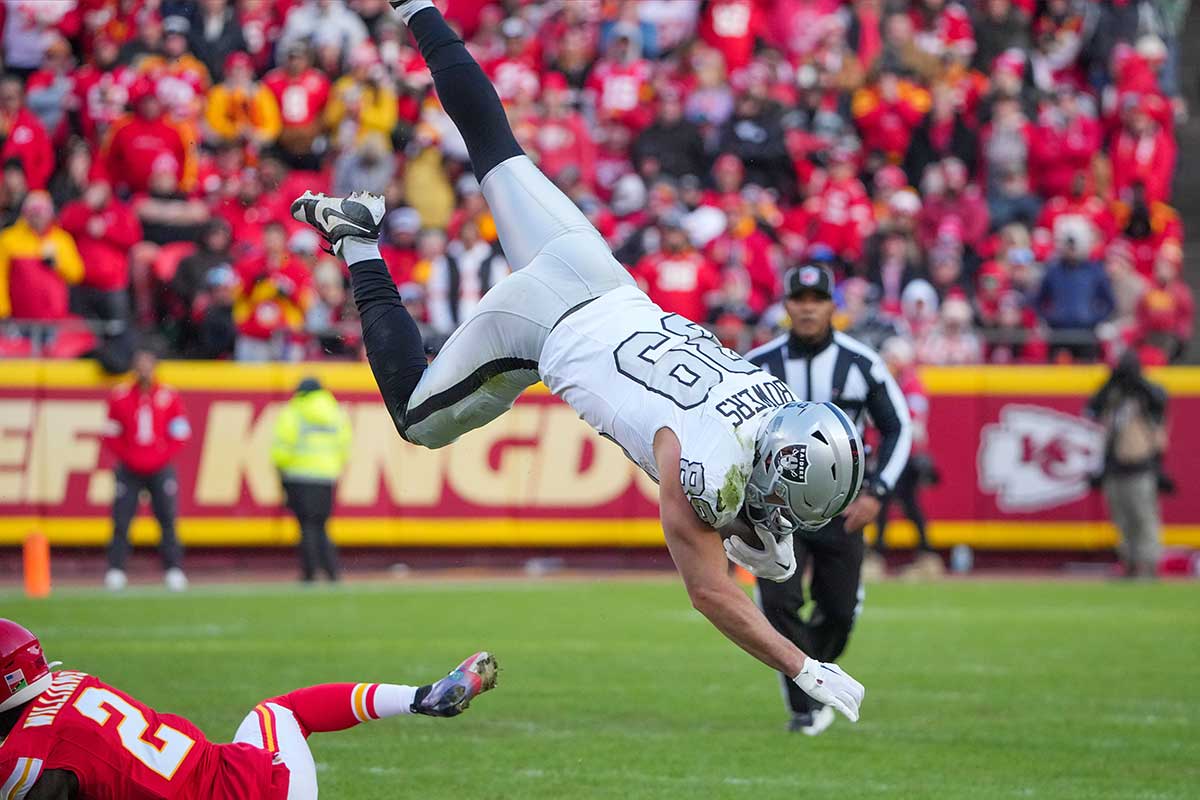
left=402, top=155, right=633, bottom=448
left=233, top=702, right=318, bottom=800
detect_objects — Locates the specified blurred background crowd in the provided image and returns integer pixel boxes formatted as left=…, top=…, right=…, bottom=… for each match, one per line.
left=0, top=0, right=1193, bottom=367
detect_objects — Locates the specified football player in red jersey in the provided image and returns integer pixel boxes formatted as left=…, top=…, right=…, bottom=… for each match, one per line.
left=0, top=620, right=497, bottom=800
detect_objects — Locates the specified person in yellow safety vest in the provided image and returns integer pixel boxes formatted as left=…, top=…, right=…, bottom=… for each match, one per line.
left=271, top=377, right=352, bottom=582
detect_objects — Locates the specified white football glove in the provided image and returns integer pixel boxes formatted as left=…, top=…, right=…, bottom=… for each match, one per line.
left=723, top=524, right=795, bottom=582
left=792, top=658, right=865, bottom=722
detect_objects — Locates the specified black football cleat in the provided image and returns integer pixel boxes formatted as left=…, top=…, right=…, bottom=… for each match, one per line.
left=412, top=651, right=498, bottom=717
left=290, top=191, right=385, bottom=256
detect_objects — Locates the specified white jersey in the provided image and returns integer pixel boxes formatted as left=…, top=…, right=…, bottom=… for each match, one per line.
left=540, top=285, right=796, bottom=528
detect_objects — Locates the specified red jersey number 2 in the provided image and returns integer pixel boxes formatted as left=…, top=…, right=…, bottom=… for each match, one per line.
left=73, top=688, right=197, bottom=780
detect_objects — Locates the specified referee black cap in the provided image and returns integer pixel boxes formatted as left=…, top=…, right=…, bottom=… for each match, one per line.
left=784, top=264, right=835, bottom=300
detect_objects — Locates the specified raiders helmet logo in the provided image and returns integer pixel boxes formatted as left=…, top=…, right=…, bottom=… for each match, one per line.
left=775, top=444, right=809, bottom=484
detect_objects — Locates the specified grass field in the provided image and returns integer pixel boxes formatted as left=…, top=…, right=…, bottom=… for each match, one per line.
left=2, top=577, right=1197, bottom=799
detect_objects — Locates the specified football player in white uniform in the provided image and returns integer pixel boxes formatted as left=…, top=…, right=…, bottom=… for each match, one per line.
left=292, top=0, right=866, bottom=722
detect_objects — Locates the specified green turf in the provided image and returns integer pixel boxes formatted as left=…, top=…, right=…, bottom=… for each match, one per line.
left=2, top=577, right=1197, bottom=799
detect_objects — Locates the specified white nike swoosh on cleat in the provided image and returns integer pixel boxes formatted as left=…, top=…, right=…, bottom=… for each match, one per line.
left=319, top=206, right=372, bottom=233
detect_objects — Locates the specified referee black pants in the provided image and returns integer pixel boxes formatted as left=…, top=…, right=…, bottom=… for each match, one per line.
left=756, top=518, right=864, bottom=715
left=109, top=465, right=182, bottom=571
left=283, top=480, right=340, bottom=582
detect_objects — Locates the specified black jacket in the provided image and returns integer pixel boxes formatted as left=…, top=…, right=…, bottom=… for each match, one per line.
left=632, top=119, right=708, bottom=179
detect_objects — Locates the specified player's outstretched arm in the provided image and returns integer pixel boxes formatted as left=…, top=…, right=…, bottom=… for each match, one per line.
left=653, top=429, right=865, bottom=721
left=24, top=769, right=78, bottom=800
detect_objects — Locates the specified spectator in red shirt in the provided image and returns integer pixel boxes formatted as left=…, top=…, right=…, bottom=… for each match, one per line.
left=917, top=158, right=989, bottom=254
left=1111, top=97, right=1176, bottom=205
left=0, top=75, right=53, bottom=190
left=234, top=220, right=314, bottom=361
left=699, top=0, right=765, bottom=71
left=73, top=32, right=134, bottom=146
left=1028, top=85, right=1101, bottom=199
left=1132, top=244, right=1193, bottom=363
left=586, top=33, right=655, bottom=132
left=263, top=43, right=331, bottom=170
left=705, top=202, right=780, bottom=319
left=101, top=79, right=188, bottom=196
left=852, top=65, right=932, bottom=163
left=632, top=215, right=722, bottom=324
left=527, top=72, right=597, bottom=188
left=379, top=206, right=422, bottom=286
left=101, top=343, right=191, bottom=592
left=484, top=17, right=541, bottom=102
left=58, top=179, right=142, bottom=323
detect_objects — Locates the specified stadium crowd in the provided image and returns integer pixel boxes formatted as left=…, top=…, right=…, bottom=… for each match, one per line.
left=0, top=0, right=1193, bottom=366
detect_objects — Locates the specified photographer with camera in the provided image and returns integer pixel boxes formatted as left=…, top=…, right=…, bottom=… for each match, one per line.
left=1085, top=350, right=1173, bottom=580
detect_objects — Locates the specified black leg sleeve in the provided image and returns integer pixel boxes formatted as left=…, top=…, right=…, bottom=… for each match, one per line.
left=407, top=7, right=523, bottom=178
left=348, top=258, right=429, bottom=437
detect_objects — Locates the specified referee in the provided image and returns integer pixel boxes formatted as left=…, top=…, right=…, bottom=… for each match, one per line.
left=745, top=264, right=912, bottom=735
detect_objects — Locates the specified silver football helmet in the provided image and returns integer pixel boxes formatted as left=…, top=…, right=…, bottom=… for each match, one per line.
left=745, top=402, right=864, bottom=535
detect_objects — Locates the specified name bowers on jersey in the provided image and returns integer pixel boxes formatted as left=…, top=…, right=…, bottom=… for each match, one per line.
left=714, top=379, right=795, bottom=427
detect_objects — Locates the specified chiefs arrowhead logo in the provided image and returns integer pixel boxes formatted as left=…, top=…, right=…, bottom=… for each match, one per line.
left=978, top=405, right=1103, bottom=512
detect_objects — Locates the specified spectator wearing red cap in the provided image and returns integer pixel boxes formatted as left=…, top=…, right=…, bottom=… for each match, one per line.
left=188, top=0, right=248, bottom=82
left=101, top=80, right=189, bottom=196
left=632, top=215, right=721, bottom=324
left=526, top=72, right=597, bottom=188
left=0, top=76, right=53, bottom=190
left=0, top=191, right=84, bottom=321
left=205, top=51, right=282, bottom=149
left=1132, top=243, right=1193, bottom=363
left=852, top=65, right=931, bottom=163
left=59, top=180, right=142, bottom=322
left=1111, top=97, right=1176, bottom=205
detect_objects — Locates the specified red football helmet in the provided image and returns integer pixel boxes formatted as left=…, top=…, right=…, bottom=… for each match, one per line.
left=0, top=620, right=52, bottom=712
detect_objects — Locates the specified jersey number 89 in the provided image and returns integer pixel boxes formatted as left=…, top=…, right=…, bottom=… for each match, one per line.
left=613, top=315, right=757, bottom=409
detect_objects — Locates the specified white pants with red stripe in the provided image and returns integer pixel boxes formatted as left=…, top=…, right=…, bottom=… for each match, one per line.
left=233, top=702, right=318, bottom=799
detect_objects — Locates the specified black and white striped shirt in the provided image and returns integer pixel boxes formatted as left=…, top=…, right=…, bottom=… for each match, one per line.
left=745, top=330, right=912, bottom=493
